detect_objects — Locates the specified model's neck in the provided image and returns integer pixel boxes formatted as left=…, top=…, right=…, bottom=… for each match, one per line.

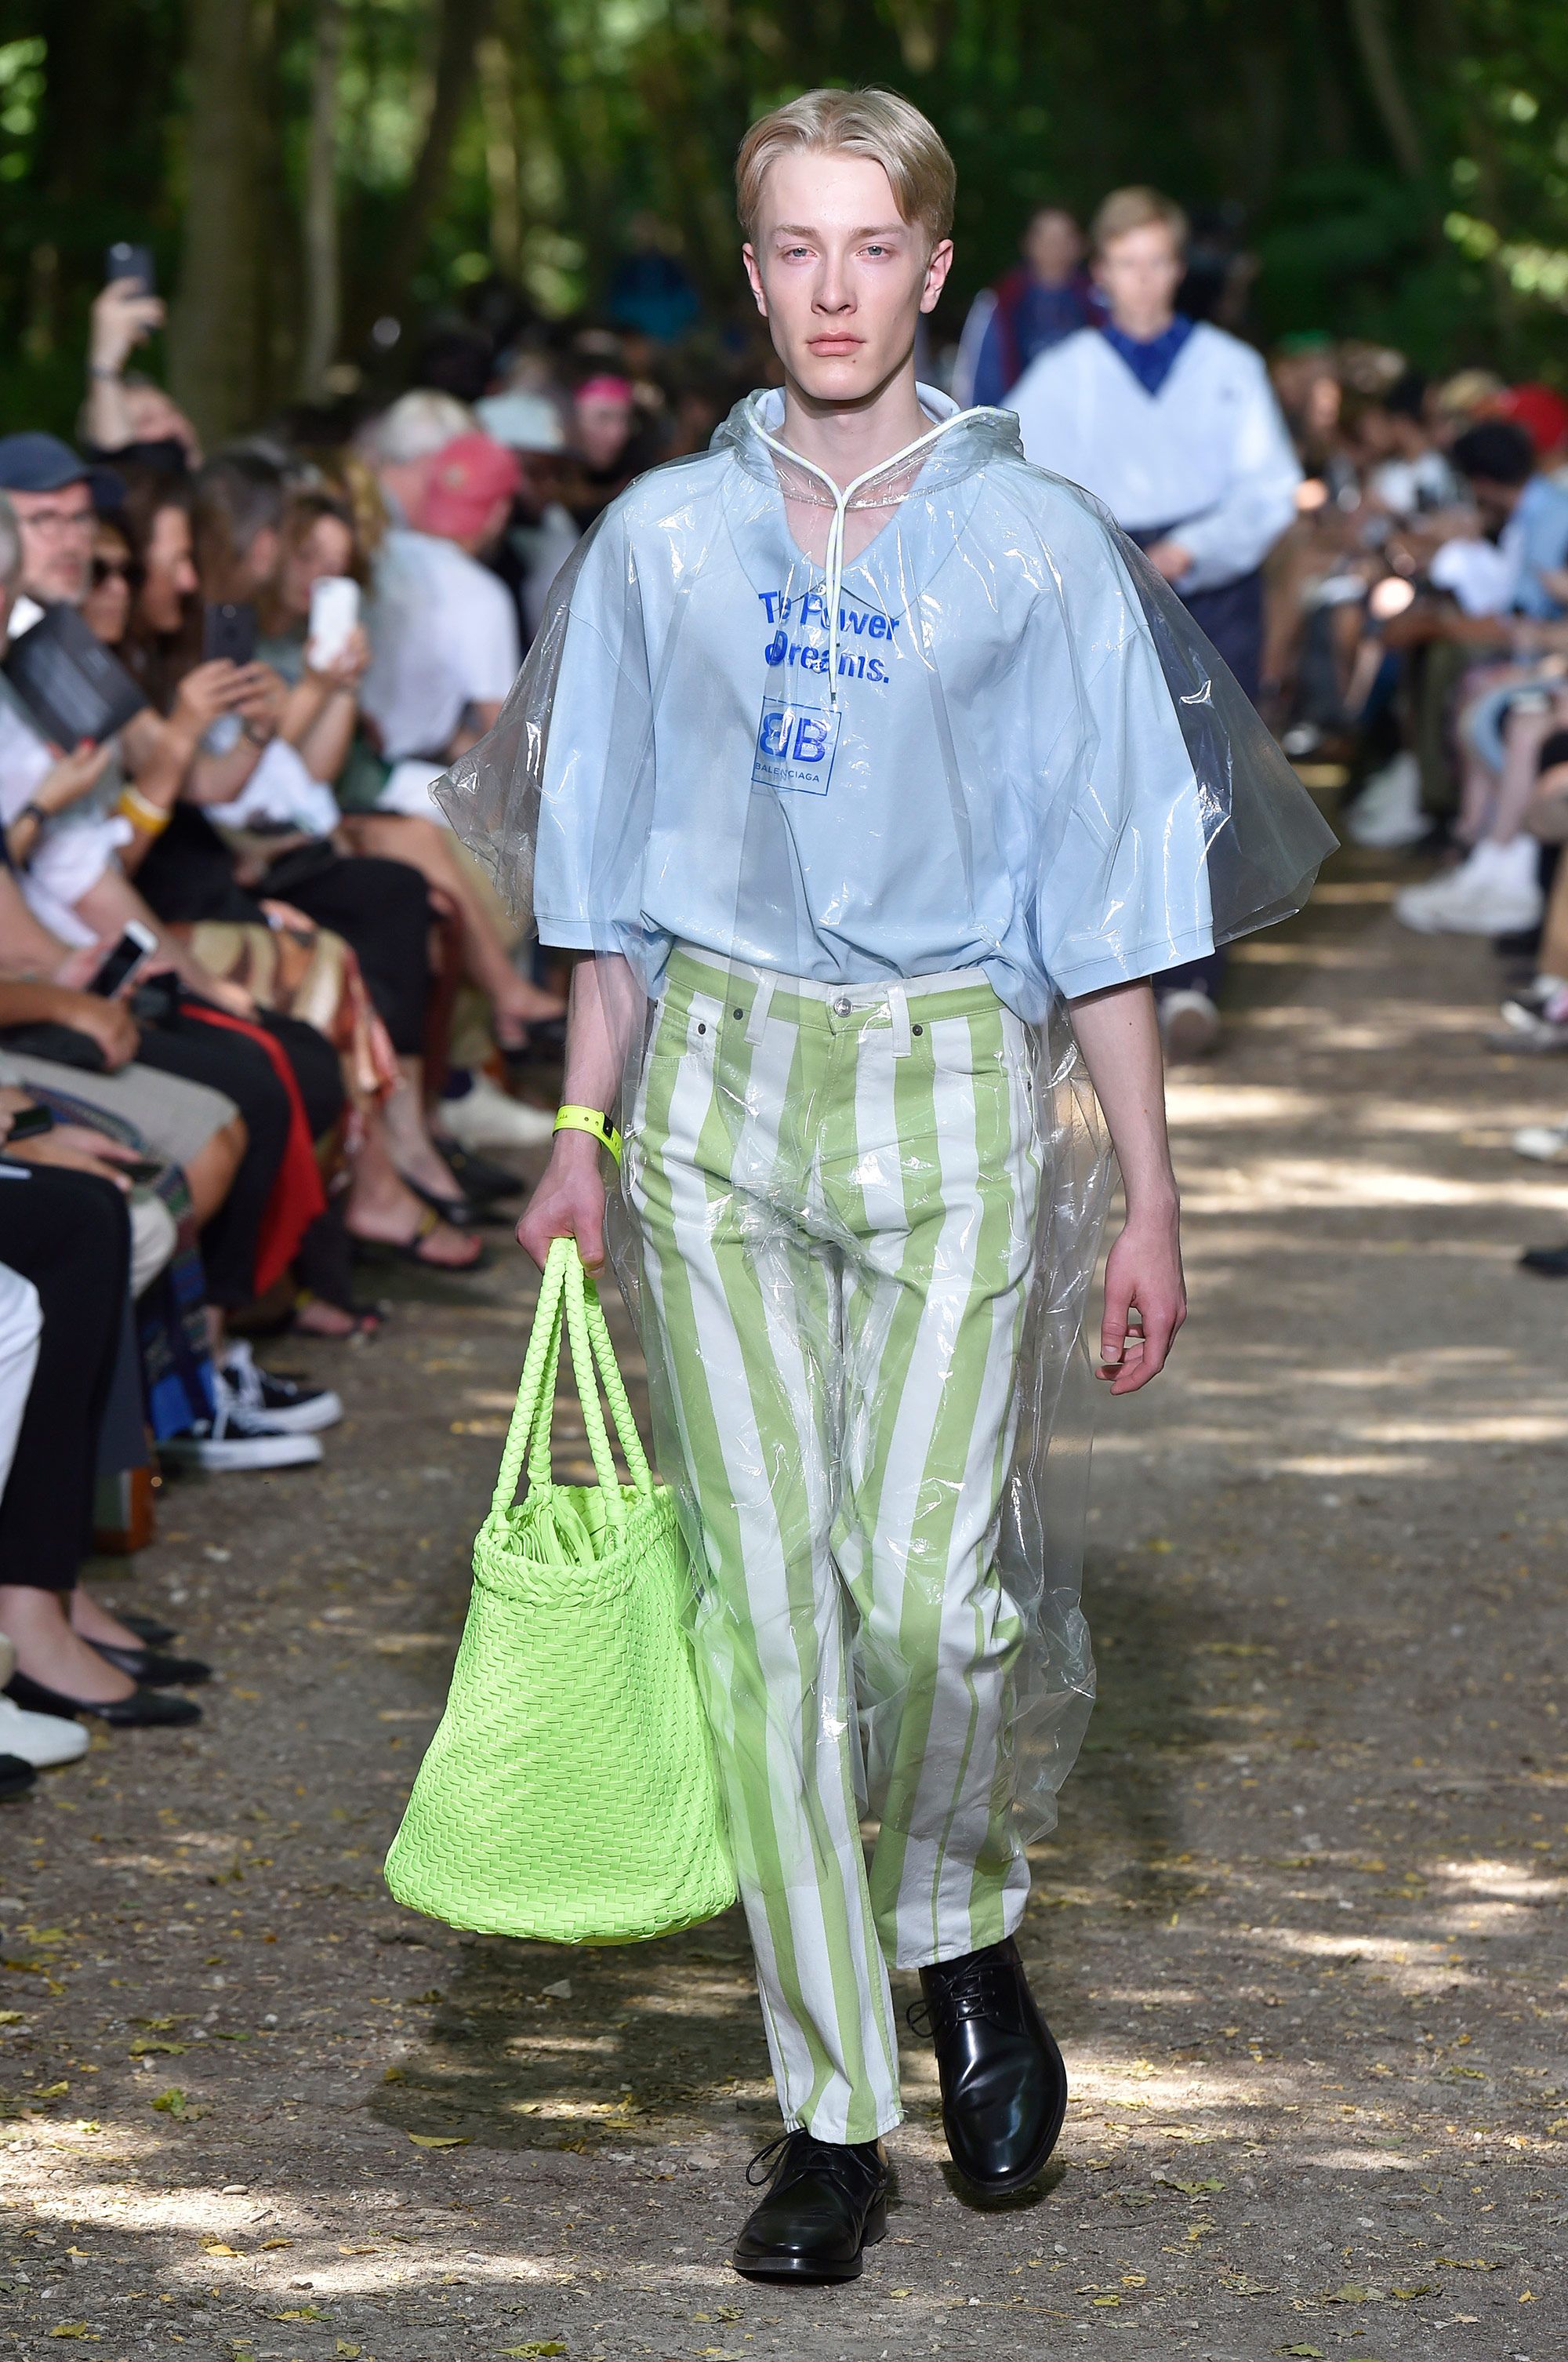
left=1109, top=301, right=1177, bottom=344
left=777, top=364, right=932, bottom=492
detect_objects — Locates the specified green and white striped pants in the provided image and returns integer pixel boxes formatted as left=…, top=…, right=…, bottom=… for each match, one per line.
left=626, top=947, right=1042, bottom=2141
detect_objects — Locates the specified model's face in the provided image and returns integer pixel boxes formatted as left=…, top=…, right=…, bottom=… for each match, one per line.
left=1094, top=221, right=1184, bottom=337
left=743, top=151, right=952, bottom=407
left=281, top=514, right=353, bottom=618
left=10, top=478, right=94, bottom=605
left=140, top=503, right=198, bottom=634
left=1024, top=209, right=1081, bottom=283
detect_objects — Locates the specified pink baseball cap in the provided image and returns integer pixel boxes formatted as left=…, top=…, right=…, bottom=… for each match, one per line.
left=418, top=433, right=524, bottom=537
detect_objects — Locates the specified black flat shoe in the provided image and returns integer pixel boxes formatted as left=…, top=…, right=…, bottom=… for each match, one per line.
left=5, top=1670, right=201, bottom=1728
left=1520, top=1241, right=1568, bottom=1276
left=86, top=1641, right=211, bottom=1688
left=731, top=2129, right=889, bottom=2283
left=0, top=1753, right=36, bottom=1801
left=912, top=1937, right=1067, bottom=2194
left=114, top=1612, right=180, bottom=1648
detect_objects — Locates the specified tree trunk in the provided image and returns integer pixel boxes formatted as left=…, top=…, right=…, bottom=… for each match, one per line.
left=365, top=0, right=497, bottom=337
left=1343, top=0, right=1427, bottom=181
left=169, top=0, right=261, bottom=446
left=478, top=33, right=522, bottom=282
left=298, top=0, right=345, bottom=399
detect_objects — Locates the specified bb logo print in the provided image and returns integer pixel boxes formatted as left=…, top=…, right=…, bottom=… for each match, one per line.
left=751, top=694, right=840, bottom=796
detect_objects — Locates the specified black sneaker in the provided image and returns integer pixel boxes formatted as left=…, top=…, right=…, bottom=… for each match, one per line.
left=220, top=1340, right=343, bottom=1434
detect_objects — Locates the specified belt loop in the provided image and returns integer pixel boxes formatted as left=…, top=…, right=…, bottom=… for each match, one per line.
left=887, top=983, right=912, bottom=1057
left=744, top=976, right=775, bottom=1047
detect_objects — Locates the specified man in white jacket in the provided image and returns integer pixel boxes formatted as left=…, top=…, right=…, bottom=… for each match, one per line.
left=1011, top=188, right=1301, bottom=1052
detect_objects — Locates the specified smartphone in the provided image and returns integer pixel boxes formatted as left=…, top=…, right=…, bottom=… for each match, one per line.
left=4, top=1103, right=55, bottom=1143
left=307, top=576, right=360, bottom=669
left=106, top=242, right=156, bottom=296
left=202, top=600, right=257, bottom=666
left=89, top=921, right=159, bottom=999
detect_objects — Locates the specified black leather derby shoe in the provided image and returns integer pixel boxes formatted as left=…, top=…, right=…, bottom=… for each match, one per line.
left=732, top=2129, right=889, bottom=2282
left=914, top=1937, right=1067, bottom=2193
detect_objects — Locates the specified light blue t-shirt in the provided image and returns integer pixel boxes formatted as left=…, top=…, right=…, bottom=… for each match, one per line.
left=509, top=389, right=1327, bottom=1020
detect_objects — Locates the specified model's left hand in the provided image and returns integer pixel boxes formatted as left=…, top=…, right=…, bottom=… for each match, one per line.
left=1097, top=1207, right=1186, bottom=1394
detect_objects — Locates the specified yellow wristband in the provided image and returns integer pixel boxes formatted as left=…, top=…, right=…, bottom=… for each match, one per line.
left=117, top=786, right=171, bottom=838
left=554, top=1104, right=622, bottom=1166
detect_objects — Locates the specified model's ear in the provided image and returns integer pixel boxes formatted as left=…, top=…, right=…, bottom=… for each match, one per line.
left=920, top=237, right=954, bottom=316
left=741, top=244, right=769, bottom=319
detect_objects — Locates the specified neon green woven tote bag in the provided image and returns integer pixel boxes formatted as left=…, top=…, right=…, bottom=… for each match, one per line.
left=384, top=1237, right=735, bottom=1943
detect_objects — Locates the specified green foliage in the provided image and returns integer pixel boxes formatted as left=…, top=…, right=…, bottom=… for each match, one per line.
left=0, top=0, right=1565, bottom=434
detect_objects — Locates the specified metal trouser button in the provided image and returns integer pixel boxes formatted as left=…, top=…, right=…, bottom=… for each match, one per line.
left=832, top=996, right=852, bottom=1016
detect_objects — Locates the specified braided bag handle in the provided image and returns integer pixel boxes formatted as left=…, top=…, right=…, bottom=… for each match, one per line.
left=490, top=1239, right=655, bottom=1527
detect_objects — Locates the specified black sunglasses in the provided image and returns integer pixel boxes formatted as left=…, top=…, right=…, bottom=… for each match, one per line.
left=91, top=554, right=142, bottom=587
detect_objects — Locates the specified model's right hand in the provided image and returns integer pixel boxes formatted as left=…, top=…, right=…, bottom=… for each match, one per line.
left=516, top=1138, right=607, bottom=1273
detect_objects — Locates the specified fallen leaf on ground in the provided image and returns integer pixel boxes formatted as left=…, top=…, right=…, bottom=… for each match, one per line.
left=1436, top=2255, right=1500, bottom=2270
left=499, top=2346, right=567, bottom=2358
left=408, top=2131, right=469, bottom=2148
left=272, top=2306, right=329, bottom=2322
left=47, top=2331, right=98, bottom=2343
left=1279, top=2347, right=1324, bottom=2358
left=201, top=2240, right=241, bottom=2257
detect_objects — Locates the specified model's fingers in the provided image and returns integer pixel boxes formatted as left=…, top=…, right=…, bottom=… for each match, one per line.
left=1098, top=1280, right=1132, bottom=1367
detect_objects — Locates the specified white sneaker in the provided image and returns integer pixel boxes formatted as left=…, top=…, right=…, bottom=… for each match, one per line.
left=1394, top=840, right=1544, bottom=936
left=1158, top=987, right=1221, bottom=1061
left=439, top=1072, right=556, bottom=1151
left=219, top=1339, right=343, bottom=1434
left=1346, top=751, right=1428, bottom=848
left=0, top=1694, right=89, bottom=1768
left=1512, top=1118, right=1568, bottom=1162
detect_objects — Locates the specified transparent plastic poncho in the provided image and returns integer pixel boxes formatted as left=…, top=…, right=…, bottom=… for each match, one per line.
left=440, top=389, right=1334, bottom=1846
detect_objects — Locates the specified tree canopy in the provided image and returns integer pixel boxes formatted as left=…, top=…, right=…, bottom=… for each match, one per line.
left=2, top=0, right=1566, bottom=442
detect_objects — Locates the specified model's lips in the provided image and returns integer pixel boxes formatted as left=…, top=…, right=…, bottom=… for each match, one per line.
left=809, top=336, right=862, bottom=353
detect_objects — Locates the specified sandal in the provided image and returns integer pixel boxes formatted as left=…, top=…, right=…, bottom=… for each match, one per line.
left=350, top=1203, right=489, bottom=1273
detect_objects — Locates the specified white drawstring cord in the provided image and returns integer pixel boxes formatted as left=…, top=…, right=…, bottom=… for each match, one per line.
left=744, top=400, right=975, bottom=706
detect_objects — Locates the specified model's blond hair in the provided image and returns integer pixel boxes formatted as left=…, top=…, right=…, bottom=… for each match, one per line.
left=1090, top=185, right=1189, bottom=258
left=735, top=87, right=956, bottom=249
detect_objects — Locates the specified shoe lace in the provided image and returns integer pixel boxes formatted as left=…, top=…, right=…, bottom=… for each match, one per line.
left=745, top=2128, right=878, bottom=2193
left=906, top=1954, right=1018, bottom=2040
